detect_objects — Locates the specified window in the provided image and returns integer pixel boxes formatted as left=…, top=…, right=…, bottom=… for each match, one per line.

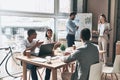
left=0, top=0, right=78, bottom=78
left=56, top=19, right=67, bottom=40
left=59, top=0, right=71, bottom=13
left=0, top=0, right=54, bottom=13
left=0, top=16, right=54, bottom=50
left=77, top=0, right=83, bottom=12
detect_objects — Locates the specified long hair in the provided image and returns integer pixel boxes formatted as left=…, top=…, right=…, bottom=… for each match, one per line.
left=45, top=29, right=53, bottom=37
left=99, top=14, right=107, bottom=22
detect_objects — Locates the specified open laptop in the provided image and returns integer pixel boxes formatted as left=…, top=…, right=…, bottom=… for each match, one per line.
left=38, top=43, right=55, bottom=57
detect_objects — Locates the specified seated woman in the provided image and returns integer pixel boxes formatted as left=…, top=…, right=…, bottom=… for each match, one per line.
left=44, top=28, right=61, bottom=49
left=44, top=28, right=61, bottom=80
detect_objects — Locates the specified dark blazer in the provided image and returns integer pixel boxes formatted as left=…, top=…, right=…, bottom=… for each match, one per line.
left=64, top=41, right=99, bottom=80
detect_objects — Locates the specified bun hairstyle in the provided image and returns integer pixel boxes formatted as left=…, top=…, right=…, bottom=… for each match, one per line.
left=100, top=14, right=107, bottom=22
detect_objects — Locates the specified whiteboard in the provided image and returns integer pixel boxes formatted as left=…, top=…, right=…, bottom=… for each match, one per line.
left=74, top=13, right=92, bottom=40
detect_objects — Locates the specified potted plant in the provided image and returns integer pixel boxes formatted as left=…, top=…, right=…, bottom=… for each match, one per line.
left=60, top=43, right=66, bottom=51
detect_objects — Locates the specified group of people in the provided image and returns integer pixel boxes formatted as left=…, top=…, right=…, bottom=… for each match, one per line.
left=21, top=29, right=55, bottom=80
left=21, top=12, right=111, bottom=80
left=66, top=12, right=111, bottom=65
left=65, top=12, right=111, bottom=80
left=21, top=28, right=62, bottom=80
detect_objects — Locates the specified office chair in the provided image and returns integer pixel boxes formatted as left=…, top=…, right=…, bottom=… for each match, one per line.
left=89, top=62, right=103, bottom=80
left=102, top=55, right=120, bottom=80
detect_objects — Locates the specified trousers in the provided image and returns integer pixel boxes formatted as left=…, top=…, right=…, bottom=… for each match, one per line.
left=66, top=34, right=75, bottom=47
left=98, top=36, right=108, bottom=64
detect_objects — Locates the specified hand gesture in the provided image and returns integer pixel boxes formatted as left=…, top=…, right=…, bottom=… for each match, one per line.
left=98, top=19, right=101, bottom=24
left=35, top=40, right=44, bottom=47
left=54, top=42, right=61, bottom=49
left=64, top=52, right=70, bottom=56
left=104, top=29, right=109, bottom=34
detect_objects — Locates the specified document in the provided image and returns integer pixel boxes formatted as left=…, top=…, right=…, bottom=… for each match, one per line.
left=31, top=57, right=47, bottom=63
left=51, top=56, right=60, bottom=60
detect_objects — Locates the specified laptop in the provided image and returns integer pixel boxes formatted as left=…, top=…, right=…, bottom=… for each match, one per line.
left=38, top=43, right=55, bottom=57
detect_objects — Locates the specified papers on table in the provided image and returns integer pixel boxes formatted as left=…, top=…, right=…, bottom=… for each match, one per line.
left=31, top=58, right=47, bottom=63
left=51, top=56, right=60, bottom=60
left=30, top=56, right=60, bottom=63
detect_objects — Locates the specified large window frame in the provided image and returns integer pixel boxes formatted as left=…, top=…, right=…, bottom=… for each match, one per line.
left=0, top=0, right=84, bottom=43
left=0, top=0, right=73, bottom=41
left=0, top=0, right=84, bottom=78
left=0, top=0, right=55, bottom=14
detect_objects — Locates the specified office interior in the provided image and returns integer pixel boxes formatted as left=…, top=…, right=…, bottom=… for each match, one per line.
left=0, top=0, right=120, bottom=80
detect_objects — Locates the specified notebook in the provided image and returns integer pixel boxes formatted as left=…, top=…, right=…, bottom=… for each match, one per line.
left=38, top=43, right=55, bottom=57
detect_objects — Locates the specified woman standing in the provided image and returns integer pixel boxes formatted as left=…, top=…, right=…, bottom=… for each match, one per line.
left=98, top=14, right=111, bottom=64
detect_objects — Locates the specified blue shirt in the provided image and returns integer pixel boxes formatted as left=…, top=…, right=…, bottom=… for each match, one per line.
left=66, top=19, right=77, bottom=35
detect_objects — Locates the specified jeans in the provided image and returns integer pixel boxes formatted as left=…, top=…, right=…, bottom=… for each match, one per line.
left=45, top=68, right=51, bottom=80
left=66, top=34, right=75, bottom=47
left=27, top=64, right=38, bottom=80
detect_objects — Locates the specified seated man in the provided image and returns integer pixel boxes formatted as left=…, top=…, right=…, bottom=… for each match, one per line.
left=21, top=29, right=43, bottom=80
left=63, top=28, right=99, bottom=80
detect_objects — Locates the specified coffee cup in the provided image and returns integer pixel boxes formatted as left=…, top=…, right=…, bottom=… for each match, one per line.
left=46, top=56, right=51, bottom=64
left=26, top=50, right=31, bottom=58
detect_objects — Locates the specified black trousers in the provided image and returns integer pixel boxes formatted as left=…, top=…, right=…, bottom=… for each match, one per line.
left=66, top=34, right=75, bottom=47
left=27, top=64, right=38, bottom=80
left=45, top=68, right=51, bottom=80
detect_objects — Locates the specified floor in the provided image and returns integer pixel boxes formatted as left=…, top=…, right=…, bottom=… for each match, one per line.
left=1, top=66, right=120, bottom=80
left=0, top=68, right=63, bottom=80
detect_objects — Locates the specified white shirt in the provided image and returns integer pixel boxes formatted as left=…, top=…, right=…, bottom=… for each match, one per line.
left=44, top=37, right=53, bottom=44
left=98, top=23, right=110, bottom=36
left=21, top=39, right=39, bottom=56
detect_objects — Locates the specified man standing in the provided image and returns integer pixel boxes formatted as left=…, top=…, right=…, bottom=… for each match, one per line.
left=66, top=12, right=79, bottom=47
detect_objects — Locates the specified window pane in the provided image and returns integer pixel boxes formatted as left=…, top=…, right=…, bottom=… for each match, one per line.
left=59, top=0, right=71, bottom=13
left=0, top=16, right=54, bottom=50
left=0, top=0, right=54, bottom=13
left=77, top=0, right=83, bottom=12
left=56, top=19, right=67, bottom=40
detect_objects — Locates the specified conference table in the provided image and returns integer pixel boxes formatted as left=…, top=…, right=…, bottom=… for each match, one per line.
left=16, top=46, right=104, bottom=80
left=16, top=54, right=72, bottom=80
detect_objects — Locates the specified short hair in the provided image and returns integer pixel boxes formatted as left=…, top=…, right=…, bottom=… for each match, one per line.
left=80, top=28, right=91, bottom=41
left=27, top=29, right=36, bottom=37
left=45, top=29, right=53, bottom=37
left=70, top=12, right=77, bottom=16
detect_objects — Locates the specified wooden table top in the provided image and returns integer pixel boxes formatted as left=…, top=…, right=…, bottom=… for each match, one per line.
left=16, top=55, right=69, bottom=69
